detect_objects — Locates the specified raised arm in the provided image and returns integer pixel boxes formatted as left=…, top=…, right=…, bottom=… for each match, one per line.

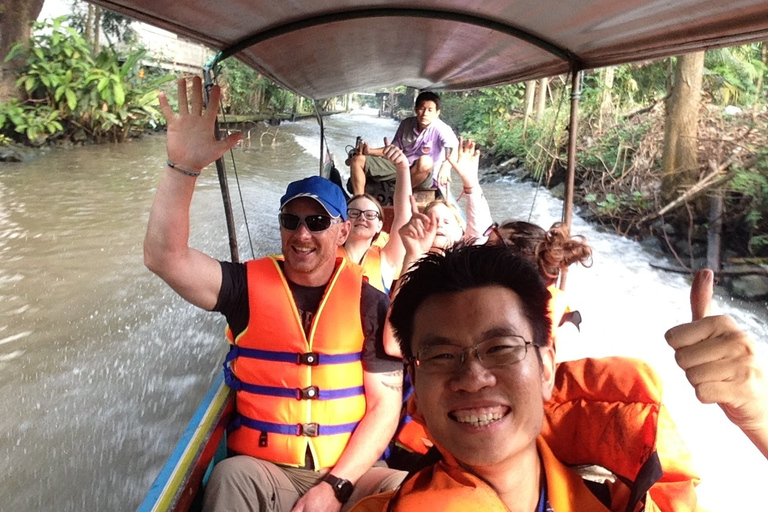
left=143, top=77, right=242, bottom=310
left=379, top=139, right=412, bottom=278
left=383, top=198, right=438, bottom=357
left=665, top=269, right=768, bottom=458
left=453, top=138, right=492, bottom=242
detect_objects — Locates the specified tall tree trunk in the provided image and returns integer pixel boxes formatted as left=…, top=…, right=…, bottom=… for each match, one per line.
left=86, top=5, right=95, bottom=48
left=661, top=51, right=705, bottom=204
left=535, top=77, right=549, bottom=121
left=757, top=42, right=767, bottom=102
left=598, top=66, right=615, bottom=132
left=522, top=80, right=535, bottom=137
left=0, top=0, right=45, bottom=103
left=94, top=6, right=101, bottom=51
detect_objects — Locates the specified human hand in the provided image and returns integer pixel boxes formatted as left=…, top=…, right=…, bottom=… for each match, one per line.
left=399, top=196, right=437, bottom=258
left=290, top=481, right=342, bottom=512
left=381, top=137, right=408, bottom=169
left=158, top=77, right=242, bottom=173
left=453, top=137, right=480, bottom=190
left=665, top=270, right=768, bottom=437
left=437, top=165, right=452, bottom=187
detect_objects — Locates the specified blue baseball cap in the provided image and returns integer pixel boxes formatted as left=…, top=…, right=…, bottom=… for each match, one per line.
left=280, top=176, right=348, bottom=220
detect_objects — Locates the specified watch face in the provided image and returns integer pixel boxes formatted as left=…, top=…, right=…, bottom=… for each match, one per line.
left=336, top=480, right=353, bottom=502
left=325, top=474, right=354, bottom=503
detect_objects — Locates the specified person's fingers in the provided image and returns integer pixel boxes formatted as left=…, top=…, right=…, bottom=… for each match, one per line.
left=409, top=195, right=420, bottom=215
left=691, top=269, right=714, bottom=321
left=673, top=331, right=744, bottom=370
left=219, top=132, right=244, bottom=153
left=177, top=78, right=189, bottom=115
left=158, top=91, right=174, bottom=122
left=665, top=314, right=735, bottom=350
left=362, top=142, right=370, bottom=156
left=205, top=84, right=221, bottom=119
left=684, top=354, right=750, bottom=387
left=190, top=76, right=203, bottom=116
left=384, top=136, right=390, bottom=147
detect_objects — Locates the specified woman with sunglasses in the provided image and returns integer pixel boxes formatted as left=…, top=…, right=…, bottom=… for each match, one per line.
left=343, top=140, right=412, bottom=294
left=486, top=220, right=592, bottom=353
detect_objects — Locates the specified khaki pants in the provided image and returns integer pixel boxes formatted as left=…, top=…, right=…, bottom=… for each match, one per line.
left=202, top=456, right=406, bottom=512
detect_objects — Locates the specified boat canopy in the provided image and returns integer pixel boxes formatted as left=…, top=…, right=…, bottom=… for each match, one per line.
left=86, top=0, right=768, bottom=99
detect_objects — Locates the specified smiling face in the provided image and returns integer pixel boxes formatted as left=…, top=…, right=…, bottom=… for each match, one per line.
left=347, top=196, right=383, bottom=243
left=280, top=197, right=349, bottom=286
left=426, top=202, right=464, bottom=250
left=411, top=285, right=555, bottom=470
left=415, top=100, right=440, bottom=130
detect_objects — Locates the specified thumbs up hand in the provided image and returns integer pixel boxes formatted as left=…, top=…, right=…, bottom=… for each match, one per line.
left=665, top=269, right=768, bottom=457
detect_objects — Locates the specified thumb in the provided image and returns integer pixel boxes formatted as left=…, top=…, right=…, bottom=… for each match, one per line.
left=383, top=136, right=390, bottom=147
left=690, top=269, right=714, bottom=321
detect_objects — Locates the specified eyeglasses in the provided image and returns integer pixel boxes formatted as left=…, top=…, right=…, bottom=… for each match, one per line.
left=348, top=208, right=380, bottom=220
left=409, top=336, right=534, bottom=374
left=483, top=222, right=509, bottom=247
left=278, top=213, right=338, bottom=232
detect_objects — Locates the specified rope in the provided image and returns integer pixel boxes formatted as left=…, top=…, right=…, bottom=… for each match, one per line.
left=210, top=68, right=256, bottom=260
left=527, top=73, right=571, bottom=223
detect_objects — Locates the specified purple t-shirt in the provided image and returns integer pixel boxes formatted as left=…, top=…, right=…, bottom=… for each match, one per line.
left=392, top=116, right=458, bottom=178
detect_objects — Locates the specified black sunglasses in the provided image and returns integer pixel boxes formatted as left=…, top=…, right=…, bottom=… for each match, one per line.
left=279, top=213, right=337, bottom=232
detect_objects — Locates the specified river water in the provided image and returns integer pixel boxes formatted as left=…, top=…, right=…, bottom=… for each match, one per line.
left=1, top=109, right=766, bottom=511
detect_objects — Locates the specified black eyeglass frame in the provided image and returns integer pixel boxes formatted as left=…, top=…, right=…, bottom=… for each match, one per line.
left=347, top=208, right=381, bottom=220
left=406, top=336, right=536, bottom=374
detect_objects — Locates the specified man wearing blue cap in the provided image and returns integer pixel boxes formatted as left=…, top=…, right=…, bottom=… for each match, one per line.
left=145, top=77, right=405, bottom=512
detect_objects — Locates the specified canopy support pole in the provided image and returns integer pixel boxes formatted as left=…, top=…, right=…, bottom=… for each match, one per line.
left=203, top=65, right=240, bottom=263
left=315, top=101, right=325, bottom=176
left=560, top=69, right=582, bottom=290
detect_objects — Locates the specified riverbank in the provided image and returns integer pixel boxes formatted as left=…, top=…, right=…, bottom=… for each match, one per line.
left=479, top=105, right=768, bottom=302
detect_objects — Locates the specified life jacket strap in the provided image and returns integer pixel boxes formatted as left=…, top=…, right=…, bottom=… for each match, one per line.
left=225, top=345, right=362, bottom=365
left=229, top=413, right=360, bottom=437
left=223, top=365, right=364, bottom=400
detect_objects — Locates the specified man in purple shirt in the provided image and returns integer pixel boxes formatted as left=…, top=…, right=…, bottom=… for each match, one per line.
left=348, top=92, right=459, bottom=196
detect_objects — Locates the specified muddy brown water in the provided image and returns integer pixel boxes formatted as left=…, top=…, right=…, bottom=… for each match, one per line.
left=1, top=109, right=766, bottom=511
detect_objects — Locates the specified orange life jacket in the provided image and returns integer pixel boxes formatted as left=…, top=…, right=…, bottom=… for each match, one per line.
left=542, top=357, right=700, bottom=512
left=224, top=256, right=367, bottom=469
left=351, top=438, right=629, bottom=512
left=391, top=357, right=700, bottom=512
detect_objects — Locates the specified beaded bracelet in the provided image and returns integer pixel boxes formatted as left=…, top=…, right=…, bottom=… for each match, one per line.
left=166, top=159, right=201, bottom=177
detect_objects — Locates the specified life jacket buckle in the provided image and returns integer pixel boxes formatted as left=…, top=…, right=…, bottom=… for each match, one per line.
left=299, top=422, right=320, bottom=437
left=298, top=352, right=319, bottom=366
left=298, top=386, right=319, bottom=400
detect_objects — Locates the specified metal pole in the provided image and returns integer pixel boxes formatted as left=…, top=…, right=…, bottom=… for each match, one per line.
left=203, top=66, right=240, bottom=263
left=560, top=69, right=582, bottom=291
left=315, top=100, right=325, bottom=176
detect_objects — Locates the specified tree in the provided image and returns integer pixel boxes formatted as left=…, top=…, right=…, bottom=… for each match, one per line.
left=661, top=51, right=705, bottom=204
left=0, top=0, right=45, bottom=102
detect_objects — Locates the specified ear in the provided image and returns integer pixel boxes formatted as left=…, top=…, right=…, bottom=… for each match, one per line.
left=337, top=220, right=351, bottom=245
left=538, top=345, right=556, bottom=401
left=407, top=366, right=427, bottom=424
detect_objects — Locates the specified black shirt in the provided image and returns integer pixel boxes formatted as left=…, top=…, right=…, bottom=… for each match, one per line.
left=214, top=260, right=401, bottom=373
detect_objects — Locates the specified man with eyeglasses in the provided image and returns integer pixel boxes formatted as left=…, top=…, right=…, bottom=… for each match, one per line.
left=350, top=244, right=698, bottom=512
left=145, top=77, right=406, bottom=512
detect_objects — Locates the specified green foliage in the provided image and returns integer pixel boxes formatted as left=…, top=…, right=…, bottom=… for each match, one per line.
left=441, top=85, right=525, bottom=145
left=0, top=100, right=63, bottom=145
left=729, top=149, right=768, bottom=254
left=219, top=59, right=300, bottom=115
left=704, top=45, right=766, bottom=105
left=1, top=17, right=173, bottom=145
